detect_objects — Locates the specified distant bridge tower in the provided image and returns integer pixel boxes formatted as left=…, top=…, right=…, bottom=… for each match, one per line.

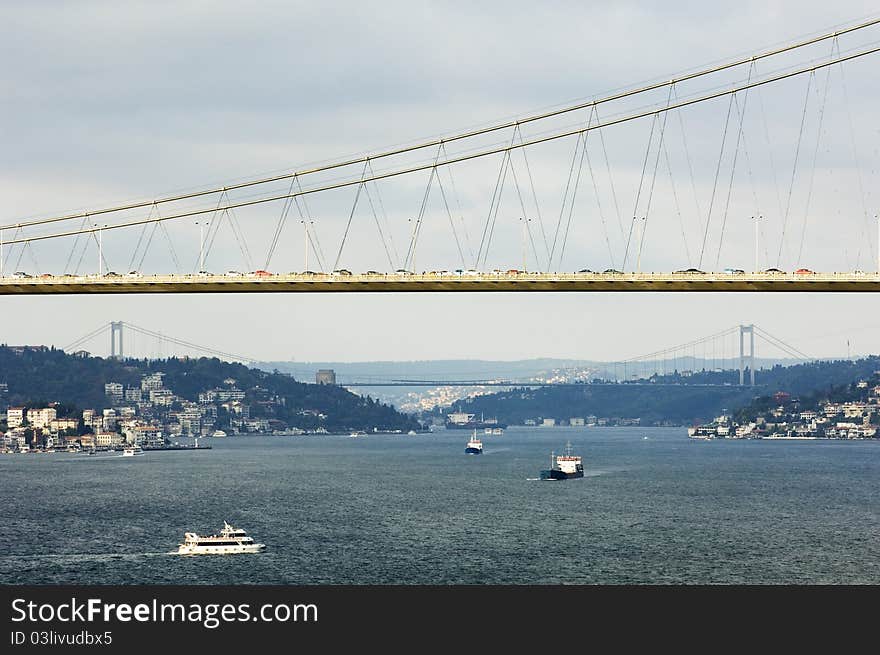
left=110, top=321, right=124, bottom=360
left=739, top=324, right=755, bottom=386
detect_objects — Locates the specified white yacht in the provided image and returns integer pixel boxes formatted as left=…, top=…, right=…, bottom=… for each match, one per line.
left=122, top=445, right=143, bottom=456
left=175, top=521, right=266, bottom=555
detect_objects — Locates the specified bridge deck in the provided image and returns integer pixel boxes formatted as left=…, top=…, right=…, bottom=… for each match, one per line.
left=1, top=271, right=879, bottom=294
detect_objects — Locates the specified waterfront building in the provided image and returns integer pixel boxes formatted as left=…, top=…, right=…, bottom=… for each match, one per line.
left=102, top=409, right=117, bottom=430
left=95, top=432, right=124, bottom=447
left=6, top=407, right=26, bottom=428
left=82, top=409, right=98, bottom=428
left=29, top=407, right=57, bottom=429
left=49, top=418, right=78, bottom=433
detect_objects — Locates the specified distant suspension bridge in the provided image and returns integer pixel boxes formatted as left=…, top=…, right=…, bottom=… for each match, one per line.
left=65, top=321, right=812, bottom=388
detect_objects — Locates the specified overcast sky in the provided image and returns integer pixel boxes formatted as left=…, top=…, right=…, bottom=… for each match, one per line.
left=2, top=1, right=880, bottom=363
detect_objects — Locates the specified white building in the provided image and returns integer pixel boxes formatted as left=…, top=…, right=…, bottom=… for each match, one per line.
left=141, top=372, right=165, bottom=392
left=104, top=382, right=124, bottom=404
left=149, top=389, right=175, bottom=406
left=95, top=432, right=124, bottom=447
left=49, top=418, right=78, bottom=433
left=102, top=408, right=117, bottom=430
left=124, top=387, right=142, bottom=403
left=82, top=409, right=98, bottom=429
left=29, top=407, right=57, bottom=429
left=6, top=407, right=26, bottom=428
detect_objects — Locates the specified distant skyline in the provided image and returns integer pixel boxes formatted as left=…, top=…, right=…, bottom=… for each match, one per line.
left=2, top=1, right=880, bottom=362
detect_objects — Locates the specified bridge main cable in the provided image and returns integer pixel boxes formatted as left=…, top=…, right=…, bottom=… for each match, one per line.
left=6, top=41, right=880, bottom=248
left=3, top=15, right=880, bottom=234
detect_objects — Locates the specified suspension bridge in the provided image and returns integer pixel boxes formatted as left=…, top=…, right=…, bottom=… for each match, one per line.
left=338, top=325, right=809, bottom=388
left=3, top=18, right=880, bottom=293
left=70, top=321, right=810, bottom=388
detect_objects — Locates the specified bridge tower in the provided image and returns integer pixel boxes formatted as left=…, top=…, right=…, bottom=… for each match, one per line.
left=739, top=324, right=755, bottom=386
left=110, top=321, right=124, bottom=360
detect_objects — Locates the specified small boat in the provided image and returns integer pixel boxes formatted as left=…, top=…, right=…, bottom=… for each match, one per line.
left=484, top=427, right=504, bottom=435
left=349, top=430, right=367, bottom=438
left=175, top=521, right=266, bottom=555
left=540, top=442, right=584, bottom=480
left=122, top=445, right=143, bottom=456
left=465, top=429, right=483, bottom=455
left=211, top=430, right=227, bottom=438
left=407, top=430, right=417, bottom=436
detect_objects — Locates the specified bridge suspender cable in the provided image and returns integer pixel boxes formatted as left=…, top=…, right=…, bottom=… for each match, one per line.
left=4, top=16, right=880, bottom=235
left=5, top=42, right=880, bottom=248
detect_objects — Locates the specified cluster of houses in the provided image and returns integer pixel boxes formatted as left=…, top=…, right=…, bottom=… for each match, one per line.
left=1, top=371, right=298, bottom=453
left=689, top=381, right=880, bottom=440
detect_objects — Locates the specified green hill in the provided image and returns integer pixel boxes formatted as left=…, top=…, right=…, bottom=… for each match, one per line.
left=0, top=345, right=418, bottom=432
left=433, top=356, right=880, bottom=426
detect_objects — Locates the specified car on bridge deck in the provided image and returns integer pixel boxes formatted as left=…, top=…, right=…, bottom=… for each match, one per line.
left=252, top=270, right=273, bottom=277
left=126, top=270, right=143, bottom=278
left=794, top=268, right=815, bottom=275
left=103, top=271, right=121, bottom=277
left=603, top=268, right=623, bottom=274
left=10, top=271, right=31, bottom=279
left=225, top=270, right=243, bottom=276
left=763, top=268, right=784, bottom=274
left=39, top=273, right=53, bottom=279
left=723, top=268, right=745, bottom=274
left=298, top=270, right=320, bottom=276
left=675, top=268, right=705, bottom=274
left=395, top=269, right=413, bottom=275
left=332, top=269, right=352, bottom=275
left=577, top=269, right=594, bottom=273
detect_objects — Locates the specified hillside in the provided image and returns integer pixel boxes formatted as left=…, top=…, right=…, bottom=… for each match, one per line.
left=0, top=345, right=418, bottom=432
left=434, top=356, right=880, bottom=426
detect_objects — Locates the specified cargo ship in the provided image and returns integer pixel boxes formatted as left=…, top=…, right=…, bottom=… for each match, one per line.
left=445, top=411, right=507, bottom=431
left=540, top=442, right=584, bottom=480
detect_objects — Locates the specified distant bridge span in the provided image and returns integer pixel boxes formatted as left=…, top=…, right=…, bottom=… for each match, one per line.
left=340, top=380, right=758, bottom=388
left=2, top=271, right=879, bottom=295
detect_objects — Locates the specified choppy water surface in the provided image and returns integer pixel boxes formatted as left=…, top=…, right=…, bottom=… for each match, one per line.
left=2, top=427, right=878, bottom=584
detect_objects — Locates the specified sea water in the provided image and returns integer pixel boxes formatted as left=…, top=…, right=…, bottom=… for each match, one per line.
left=2, top=427, right=878, bottom=584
